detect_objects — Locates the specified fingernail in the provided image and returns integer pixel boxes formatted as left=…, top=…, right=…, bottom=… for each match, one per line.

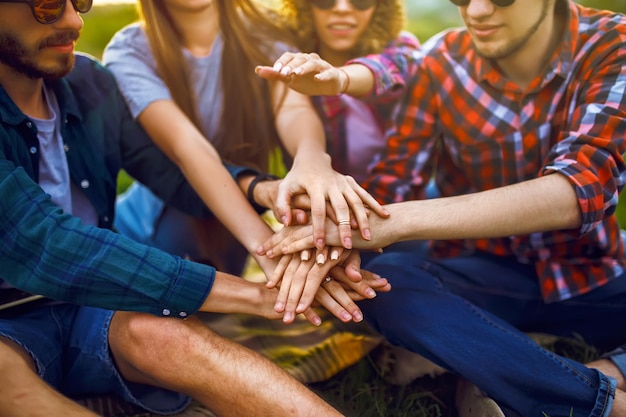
left=266, top=250, right=274, bottom=258
left=293, top=67, right=303, bottom=75
left=363, top=228, right=371, bottom=240
left=330, top=249, right=339, bottom=260
left=343, top=237, right=352, bottom=249
left=296, top=303, right=306, bottom=313
left=274, top=302, right=284, bottom=312
left=281, top=216, right=288, bottom=225
left=341, top=311, right=352, bottom=322
left=312, top=316, right=321, bottom=326
left=353, top=311, right=363, bottom=322
left=316, top=239, right=324, bottom=250
left=317, top=253, right=325, bottom=264
left=366, top=288, right=376, bottom=298
left=283, top=312, right=294, bottom=323
left=273, top=62, right=283, bottom=72
left=280, top=66, right=291, bottom=76
left=301, top=251, right=310, bottom=261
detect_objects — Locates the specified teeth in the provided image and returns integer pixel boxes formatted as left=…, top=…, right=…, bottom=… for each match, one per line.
left=329, top=24, right=352, bottom=30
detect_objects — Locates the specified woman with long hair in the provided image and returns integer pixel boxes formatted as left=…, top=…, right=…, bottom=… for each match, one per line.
left=103, top=0, right=390, bottom=324
left=256, top=0, right=419, bottom=184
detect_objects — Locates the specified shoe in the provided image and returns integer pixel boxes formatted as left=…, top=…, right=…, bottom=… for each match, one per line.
left=455, top=378, right=505, bottom=417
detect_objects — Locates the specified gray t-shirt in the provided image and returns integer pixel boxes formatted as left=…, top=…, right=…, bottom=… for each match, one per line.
left=103, top=23, right=223, bottom=140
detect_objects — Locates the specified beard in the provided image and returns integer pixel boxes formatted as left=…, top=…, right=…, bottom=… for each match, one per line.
left=0, top=30, right=78, bottom=80
left=476, top=0, right=551, bottom=60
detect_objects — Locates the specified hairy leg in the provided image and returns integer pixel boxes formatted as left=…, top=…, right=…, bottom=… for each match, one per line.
left=0, top=337, right=98, bottom=417
left=109, top=312, right=343, bottom=417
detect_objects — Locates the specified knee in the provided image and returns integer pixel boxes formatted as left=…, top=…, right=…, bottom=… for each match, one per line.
left=111, top=313, right=209, bottom=369
left=0, top=337, right=36, bottom=375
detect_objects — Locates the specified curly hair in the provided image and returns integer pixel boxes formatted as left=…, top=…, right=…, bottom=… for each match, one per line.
left=279, top=0, right=406, bottom=57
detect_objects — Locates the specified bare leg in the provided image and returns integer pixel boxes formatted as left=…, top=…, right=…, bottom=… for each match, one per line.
left=109, top=312, right=343, bottom=417
left=0, top=337, right=98, bottom=417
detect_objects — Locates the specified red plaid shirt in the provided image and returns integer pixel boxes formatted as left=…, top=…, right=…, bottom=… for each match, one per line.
left=364, top=1, right=626, bottom=303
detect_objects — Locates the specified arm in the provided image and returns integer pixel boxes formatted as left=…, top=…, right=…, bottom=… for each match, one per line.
left=270, top=79, right=388, bottom=251
left=255, top=31, right=420, bottom=98
left=257, top=174, right=582, bottom=254
left=135, top=100, right=278, bottom=272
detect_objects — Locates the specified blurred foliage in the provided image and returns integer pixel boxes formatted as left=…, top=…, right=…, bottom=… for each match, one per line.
left=76, top=3, right=138, bottom=59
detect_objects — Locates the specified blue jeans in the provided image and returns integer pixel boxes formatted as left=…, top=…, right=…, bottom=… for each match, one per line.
left=360, top=249, right=626, bottom=417
left=115, top=182, right=247, bottom=274
left=0, top=304, right=190, bottom=415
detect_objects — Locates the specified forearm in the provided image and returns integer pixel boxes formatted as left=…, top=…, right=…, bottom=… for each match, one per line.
left=199, top=271, right=280, bottom=319
left=138, top=102, right=274, bottom=253
left=367, top=174, right=581, bottom=246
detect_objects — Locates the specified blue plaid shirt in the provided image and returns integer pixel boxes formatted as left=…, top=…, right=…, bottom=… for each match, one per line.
left=0, top=54, right=249, bottom=317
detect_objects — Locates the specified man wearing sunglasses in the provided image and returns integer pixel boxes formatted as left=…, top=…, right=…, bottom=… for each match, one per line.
left=0, top=0, right=351, bottom=416
left=257, top=0, right=626, bottom=415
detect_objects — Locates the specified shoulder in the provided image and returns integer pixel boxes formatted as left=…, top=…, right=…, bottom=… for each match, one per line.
left=105, top=22, right=149, bottom=55
left=421, top=27, right=471, bottom=59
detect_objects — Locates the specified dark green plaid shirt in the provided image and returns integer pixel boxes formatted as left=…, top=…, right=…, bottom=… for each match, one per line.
left=0, top=53, right=249, bottom=317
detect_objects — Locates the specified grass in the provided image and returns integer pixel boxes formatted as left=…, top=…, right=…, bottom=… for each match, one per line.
left=79, top=2, right=622, bottom=415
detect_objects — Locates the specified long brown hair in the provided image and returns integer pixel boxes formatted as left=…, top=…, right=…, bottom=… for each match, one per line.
left=137, top=0, right=293, bottom=171
left=280, top=0, right=406, bottom=57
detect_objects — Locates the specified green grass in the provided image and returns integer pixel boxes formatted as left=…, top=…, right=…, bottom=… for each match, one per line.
left=78, top=3, right=622, bottom=415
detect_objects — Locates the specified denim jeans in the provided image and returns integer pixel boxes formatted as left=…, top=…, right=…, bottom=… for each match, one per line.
left=0, top=304, right=189, bottom=414
left=360, top=249, right=626, bottom=417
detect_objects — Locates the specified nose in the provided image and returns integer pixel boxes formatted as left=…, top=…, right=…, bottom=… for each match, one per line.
left=464, top=0, right=496, bottom=18
left=333, top=0, right=353, bottom=11
left=55, top=0, right=84, bottom=30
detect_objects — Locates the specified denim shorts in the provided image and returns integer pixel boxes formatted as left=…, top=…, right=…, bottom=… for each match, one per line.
left=0, top=303, right=190, bottom=415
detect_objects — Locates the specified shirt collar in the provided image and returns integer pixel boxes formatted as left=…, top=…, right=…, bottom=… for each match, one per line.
left=0, top=75, right=83, bottom=126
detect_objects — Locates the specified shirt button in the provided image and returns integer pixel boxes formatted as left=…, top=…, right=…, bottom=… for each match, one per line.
left=29, top=146, right=37, bottom=154
left=26, top=121, right=32, bottom=128
left=179, top=311, right=188, bottom=318
left=63, top=117, right=68, bottom=124
left=103, top=216, right=109, bottom=222
left=162, top=309, right=171, bottom=316
left=64, top=144, right=69, bottom=152
left=80, top=179, right=89, bottom=189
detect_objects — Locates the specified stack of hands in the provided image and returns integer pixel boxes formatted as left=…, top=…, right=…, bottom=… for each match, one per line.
left=252, top=167, right=391, bottom=326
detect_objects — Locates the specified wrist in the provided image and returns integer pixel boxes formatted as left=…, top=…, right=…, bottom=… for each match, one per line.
left=338, top=67, right=351, bottom=95
left=247, top=173, right=279, bottom=213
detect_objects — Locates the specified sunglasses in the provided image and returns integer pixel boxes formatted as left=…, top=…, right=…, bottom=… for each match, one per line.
left=449, top=0, right=515, bottom=7
left=0, top=0, right=92, bottom=24
left=310, top=0, right=377, bottom=11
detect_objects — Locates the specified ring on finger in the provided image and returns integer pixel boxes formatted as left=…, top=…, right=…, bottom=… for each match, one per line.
left=323, top=276, right=332, bottom=285
left=338, top=219, right=351, bottom=226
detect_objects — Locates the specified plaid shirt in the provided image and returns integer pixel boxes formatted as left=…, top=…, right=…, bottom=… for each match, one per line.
left=0, top=54, right=221, bottom=317
left=313, top=31, right=420, bottom=174
left=364, top=1, right=626, bottom=303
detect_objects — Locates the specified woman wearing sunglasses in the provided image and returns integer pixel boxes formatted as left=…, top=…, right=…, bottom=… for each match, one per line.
left=256, top=0, right=418, bottom=185
left=102, top=0, right=391, bottom=325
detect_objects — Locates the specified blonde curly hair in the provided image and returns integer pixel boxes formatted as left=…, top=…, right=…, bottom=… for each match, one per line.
left=280, top=0, right=406, bottom=57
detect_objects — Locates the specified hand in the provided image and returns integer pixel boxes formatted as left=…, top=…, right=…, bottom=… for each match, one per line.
left=255, top=52, right=348, bottom=96
left=268, top=251, right=343, bottom=324
left=275, top=157, right=388, bottom=251
left=257, top=216, right=386, bottom=258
